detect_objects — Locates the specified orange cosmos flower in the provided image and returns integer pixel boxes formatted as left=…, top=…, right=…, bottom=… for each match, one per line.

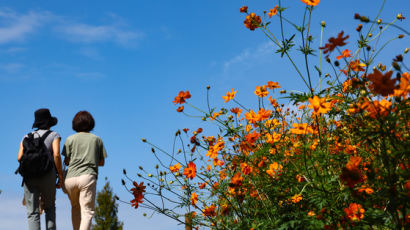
left=290, top=123, right=314, bottom=135
left=320, top=31, right=349, bottom=54
left=176, top=106, right=184, bottom=112
left=265, top=132, right=281, bottom=144
left=191, top=192, right=198, bottom=205
left=254, top=85, right=269, bottom=97
left=206, top=140, right=224, bottom=159
left=307, top=211, right=316, bottom=216
left=230, top=107, right=242, bottom=118
left=291, top=194, right=303, bottom=203
left=346, top=156, right=362, bottom=171
left=240, top=6, right=248, bottom=13
left=245, top=130, right=260, bottom=146
left=268, top=6, right=278, bottom=18
left=358, top=185, right=374, bottom=195
left=244, top=13, right=261, bottom=31
left=202, top=205, right=217, bottom=217
left=267, top=81, right=280, bottom=89
left=213, top=158, right=225, bottom=167
left=364, top=99, right=392, bottom=119
left=344, top=203, right=365, bottom=221
left=244, top=109, right=260, bottom=124
left=230, top=172, right=244, bottom=187
left=240, top=162, right=253, bottom=175
left=257, top=108, right=272, bottom=120
left=308, top=96, right=332, bottom=115
left=266, top=162, right=283, bottom=177
left=264, top=119, right=280, bottom=129
left=222, top=88, right=237, bottom=103
left=393, top=72, right=410, bottom=99
left=367, top=69, right=396, bottom=96
left=173, top=90, right=191, bottom=105
left=336, top=49, right=352, bottom=60
left=169, top=163, right=181, bottom=173
left=268, top=96, right=279, bottom=107
left=349, top=60, right=366, bottom=72
left=130, top=182, right=146, bottom=209
left=300, top=0, right=320, bottom=6
left=183, top=161, right=197, bottom=180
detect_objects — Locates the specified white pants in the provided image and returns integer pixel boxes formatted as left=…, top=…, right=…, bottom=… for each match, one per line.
left=64, top=174, right=97, bottom=230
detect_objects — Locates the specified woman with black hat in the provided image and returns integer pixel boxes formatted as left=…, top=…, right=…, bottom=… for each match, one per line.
left=17, top=108, right=63, bottom=230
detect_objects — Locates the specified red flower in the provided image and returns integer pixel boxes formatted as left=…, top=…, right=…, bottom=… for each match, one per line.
left=173, top=90, right=191, bottom=105
left=344, top=203, right=365, bottom=221
left=320, top=31, right=349, bottom=54
left=130, top=182, right=146, bottom=209
left=244, top=13, right=261, bottom=31
left=240, top=6, right=248, bottom=13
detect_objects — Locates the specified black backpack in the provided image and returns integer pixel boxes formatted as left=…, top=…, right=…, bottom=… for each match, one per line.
left=17, top=131, right=54, bottom=180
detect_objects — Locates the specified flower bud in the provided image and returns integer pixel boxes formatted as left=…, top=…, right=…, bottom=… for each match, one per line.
left=123, top=169, right=127, bottom=175
left=377, top=19, right=382, bottom=24
left=139, top=166, right=143, bottom=170
left=121, top=179, right=126, bottom=185
left=155, top=164, right=159, bottom=169
left=398, top=34, right=405, bottom=39
left=206, top=85, right=211, bottom=90
left=141, top=138, right=147, bottom=142
left=321, top=21, right=326, bottom=27
left=405, top=48, right=409, bottom=54
left=148, top=174, right=153, bottom=177
left=151, top=148, right=155, bottom=153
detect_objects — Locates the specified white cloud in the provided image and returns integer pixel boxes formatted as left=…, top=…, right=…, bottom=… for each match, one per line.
left=78, top=47, right=103, bottom=60
left=223, top=42, right=275, bottom=72
left=57, top=21, right=144, bottom=47
left=0, top=8, right=51, bottom=44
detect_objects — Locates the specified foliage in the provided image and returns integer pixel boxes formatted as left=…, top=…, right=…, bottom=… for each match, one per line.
left=93, top=178, right=123, bottom=230
left=124, top=0, right=409, bottom=229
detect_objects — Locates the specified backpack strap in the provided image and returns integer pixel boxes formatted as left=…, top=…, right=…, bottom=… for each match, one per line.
left=40, top=130, right=52, bottom=142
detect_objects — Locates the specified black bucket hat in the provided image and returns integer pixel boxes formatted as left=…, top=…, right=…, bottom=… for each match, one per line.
left=32, top=108, right=58, bottom=129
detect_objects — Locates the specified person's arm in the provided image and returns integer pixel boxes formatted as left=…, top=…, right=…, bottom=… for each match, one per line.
left=52, top=138, right=63, bottom=188
left=98, top=157, right=105, bottom=166
left=17, top=141, right=23, bottom=161
left=98, top=138, right=107, bottom=166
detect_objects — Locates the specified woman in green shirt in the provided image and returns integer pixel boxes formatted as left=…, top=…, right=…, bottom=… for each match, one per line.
left=62, top=111, right=107, bottom=230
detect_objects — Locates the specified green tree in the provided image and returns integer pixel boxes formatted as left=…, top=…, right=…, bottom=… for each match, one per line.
left=92, top=178, right=123, bottom=230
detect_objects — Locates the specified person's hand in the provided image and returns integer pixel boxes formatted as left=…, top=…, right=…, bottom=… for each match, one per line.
left=56, top=175, right=63, bottom=189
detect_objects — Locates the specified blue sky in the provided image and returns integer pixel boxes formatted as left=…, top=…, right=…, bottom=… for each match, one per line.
left=0, top=0, right=408, bottom=229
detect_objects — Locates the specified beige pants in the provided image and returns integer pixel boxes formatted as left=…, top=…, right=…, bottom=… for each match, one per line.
left=64, top=174, right=97, bottom=230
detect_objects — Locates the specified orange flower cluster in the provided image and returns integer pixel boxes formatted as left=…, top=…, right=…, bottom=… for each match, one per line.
left=266, top=162, right=283, bottom=178
left=202, top=205, right=217, bottom=217
left=340, top=156, right=366, bottom=188
left=291, top=194, right=303, bottom=203
left=173, top=90, right=191, bottom=105
left=244, top=13, right=261, bottom=31
left=206, top=140, right=225, bottom=159
left=254, top=85, right=269, bottom=97
left=344, top=203, right=365, bottom=221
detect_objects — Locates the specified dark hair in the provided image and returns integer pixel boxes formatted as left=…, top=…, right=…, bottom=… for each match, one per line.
left=72, top=111, right=95, bottom=132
